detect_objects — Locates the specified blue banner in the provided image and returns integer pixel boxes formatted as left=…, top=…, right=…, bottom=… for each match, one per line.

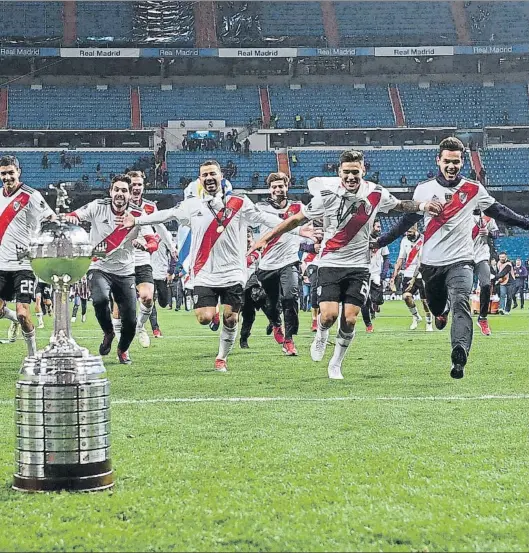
left=0, top=46, right=59, bottom=57
left=455, top=44, right=529, bottom=55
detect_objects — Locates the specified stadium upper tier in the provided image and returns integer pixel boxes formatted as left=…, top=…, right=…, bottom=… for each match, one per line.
left=3, top=1, right=529, bottom=46
left=480, top=147, right=529, bottom=187
left=5, top=83, right=529, bottom=130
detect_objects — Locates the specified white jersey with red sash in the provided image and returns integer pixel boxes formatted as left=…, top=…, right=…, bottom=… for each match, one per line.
left=412, top=177, right=495, bottom=267
left=472, top=214, right=498, bottom=264
left=369, top=245, right=389, bottom=286
left=136, top=192, right=289, bottom=288
left=256, top=200, right=303, bottom=271
left=134, top=198, right=174, bottom=267
left=398, top=234, right=424, bottom=278
left=0, top=184, right=54, bottom=271
left=72, top=198, right=148, bottom=276
left=302, top=179, right=399, bottom=269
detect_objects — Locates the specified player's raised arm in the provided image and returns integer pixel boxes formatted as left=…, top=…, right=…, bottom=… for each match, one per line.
left=117, top=203, right=189, bottom=229
left=248, top=210, right=306, bottom=254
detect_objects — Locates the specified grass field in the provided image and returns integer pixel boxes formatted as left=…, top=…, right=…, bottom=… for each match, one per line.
left=0, top=302, right=527, bottom=552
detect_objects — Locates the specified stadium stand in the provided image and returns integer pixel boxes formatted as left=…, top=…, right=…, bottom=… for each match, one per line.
left=140, top=86, right=262, bottom=128
left=76, top=1, right=134, bottom=42
left=465, top=1, right=529, bottom=44
left=480, top=147, right=529, bottom=187
left=167, top=151, right=277, bottom=188
left=268, top=85, right=395, bottom=129
left=0, top=1, right=62, bottom=39
left=259, top=2, right=325, bottom=39
left=334, top=1, right=458, bottom=46
left=15, top=150, right=153, bottom=189
left=289, top=148, right=439, bottom=187
left=495, top=236, right=529, bottom=260
left=7, top=86, right=131, bottom=130
left=399, top=83, right=529, bottom=128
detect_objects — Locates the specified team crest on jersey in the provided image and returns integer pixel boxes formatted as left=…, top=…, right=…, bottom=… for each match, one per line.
left=224, top=208, right=233, bottom=219
left=444, top=193, right=453, bottom=202
left=364, top=201, right=372, bottom=216
left=459, top=192, right=468, bottom=204
left=13, top=201, right=21, bottom=212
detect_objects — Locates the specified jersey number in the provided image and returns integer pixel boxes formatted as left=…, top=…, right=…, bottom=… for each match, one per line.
left=20, top=280, right=35, bottom=296
left=360, top=281, right=369, bottom=300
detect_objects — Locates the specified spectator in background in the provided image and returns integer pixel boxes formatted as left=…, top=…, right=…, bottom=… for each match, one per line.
left=182, top=136, right=188, bottom=151
left=427, top=169, right=434, bottom=179
left=479, top=167, right=487, bottom=185
left=232, top=128, right=238, bottom=141
left=317, top=116, right=324, bottom=129
left=251, top=171, right=260, bottom=187
left=60, top=151, right=66, bottom=168
left=495, top=252, right=514, bottom=314
left=41, top=152, right=49, bottom=169
left=400, top=175, right=407, bottom=186
left=299, top=176, right=306, bottom=188
left=270, top=114, right=279, bottom=129
left=96, top=162, right=101, bottom=172
left=226, top=132, right=233, bottom=152
left=290, top=175, right=297, bottom=186
left=512, top=258, right=527, bottom=309
left=469, top=168, right=477, bottom=180
left=243, top=137, right=251, bottom=155
left=372, top=171, right=380, bottom=184
left=235, top=140, right=242, bottom=153
left=291, top=153, right=298, bottom=166
left=295, top=114, right=302, bottom=129
left=364, top=160, right=371, bottom=172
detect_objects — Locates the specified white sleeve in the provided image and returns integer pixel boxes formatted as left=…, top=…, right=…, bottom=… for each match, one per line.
left=477, top=183, right=495, bottom=211
left=242, top=197, right=301, bottom=235
left=155, top=223, right=175, bottom=249
left=137, top=202, right=190, bottom=227
left=381, top=246, right=390, bottom=256
left=412, top=183, right=428, bottom=202
left=488, top=218, right=499, bottom=233
left=29, top=191, right=54, bottom=223
left=301, top=193, right=325, bottom=220
left=307, top=176, right=340, bottom=196
left=378, top=187, right=400, bottom=213
left=73, top=200, right=97, bottom=223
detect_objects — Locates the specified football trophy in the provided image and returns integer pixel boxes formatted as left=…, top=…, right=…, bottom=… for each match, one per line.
left=13, top=217, right=114, bottom=492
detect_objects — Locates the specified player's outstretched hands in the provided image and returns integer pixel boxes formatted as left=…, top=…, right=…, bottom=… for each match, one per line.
left=65, top=214, right=79, bottom=224
left=132, top=239, right=146, bottom=251
left=247, top=237, right=266, bottom=256
left=300, top=223, right=323, bottom=242
left=115, top=213, right=136, bottom=229
left=424, top=200, right=443, bottom=216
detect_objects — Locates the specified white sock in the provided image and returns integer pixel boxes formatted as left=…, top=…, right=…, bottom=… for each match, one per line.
left=22, top=328, right=37, bottom=357
left=37, top=312, right=44, bottom=322
left=112, top=318, right=121, bottom=336
left=2, top=307, right=19, bottom=323
left=317, top=314, right=330, bottom=342
left=329, top=328, right=355, bottom=368
left=408, top=305, right=419, bottom=318
left=217, top=324, right=238, bottom=360
left=425, top=313, right=432, bottom=324
left=137, top=303, right=152, bottom=330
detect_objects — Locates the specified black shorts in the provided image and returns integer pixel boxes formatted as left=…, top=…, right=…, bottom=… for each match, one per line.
left=135, top=264, right=154, bottom=286
left=193, top=284, right=244, bottom=310
left=0, top=270, right=36, bottom=304
left=317, top=267, right=370, bottom=307
left=154, top=279, right=170, bottom=309
left=369, top=282, right=384, bottom=306
left=402, top=276, right=426, bottom=299
left=36, top=281, right=52, bottom=301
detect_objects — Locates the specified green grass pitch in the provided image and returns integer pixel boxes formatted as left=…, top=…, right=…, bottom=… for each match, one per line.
left=0, top=302, right=527, bottom=552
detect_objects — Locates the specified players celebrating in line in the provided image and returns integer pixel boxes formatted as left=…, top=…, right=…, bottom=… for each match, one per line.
left=390, top=224, right=433, bottom=331
left=378, top=137, right=529, bottom=379
left=119, top=160, right=316, bottom=372
left=67, top=174, right=159, bottom=364
left=0, top=155, right=55, bottom=356
left=250, top=150, right=442, bottom=380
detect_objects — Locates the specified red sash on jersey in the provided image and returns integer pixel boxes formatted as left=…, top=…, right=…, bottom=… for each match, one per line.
left=0, top=190, right=30, bottom=244
left=98, top=208, right=143, bottom=254
left=305, top=252, right=316, bottom=263
left=405, top=238, right=423, bottom=269
left=193, top=196, right=244, bottom=276
left=321, top=191, right=381, bottom=257
left=261, top=202, right=302, bottom=258
left=472, top=215, right=490, bottom=240
left=424, top=181, right=479, bottom=243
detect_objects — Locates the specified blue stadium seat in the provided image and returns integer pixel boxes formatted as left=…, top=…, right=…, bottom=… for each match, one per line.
left=495, top=236, right=529, bottom=261
left=140, top=86, right=262, bottom=128
left=8, top=86, right=131, bottom=130
left=334, top=2, right=457, bottom=46
left=167, top=151, right=277, bottom=189
left=269, top=85, right=395, bottom=129
left=481, top=147, right=529, bottom=187
left=259, top=2, right=325, bottom=38
left=465, top=1, right=529, bottom=44
left=76, top=1, right=134, bottom=42
left=13, top=150, right=152, bottom=189
left=0, top=2, right=62, bottom=38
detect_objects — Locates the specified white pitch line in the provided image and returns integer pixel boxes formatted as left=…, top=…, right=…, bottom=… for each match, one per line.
left=1, top=394, right=528, bottom=407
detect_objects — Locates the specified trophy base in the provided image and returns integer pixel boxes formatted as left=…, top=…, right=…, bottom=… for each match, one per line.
left=14, top=350, right=114, bottom=493
left=13, top=460, right=114, bottom=492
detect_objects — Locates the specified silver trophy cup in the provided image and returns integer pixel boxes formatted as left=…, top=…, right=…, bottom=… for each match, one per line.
left=13, top=218, right=114, bottom=492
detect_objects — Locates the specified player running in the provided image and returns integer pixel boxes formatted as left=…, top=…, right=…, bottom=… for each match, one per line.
left=250, top=150, right=441, bottom=380
left=390, top=224, right=433, bottom=331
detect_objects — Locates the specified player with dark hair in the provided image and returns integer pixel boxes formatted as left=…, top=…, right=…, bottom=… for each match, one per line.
left=377, top=137, right=529, bottom=378
left=0, top=155, right=55, bottom=355
left=67, top=174, right=158, bottom=364
left=118, top=160, right=317, bottom=372
left=250, top=150, right=442, bottom=380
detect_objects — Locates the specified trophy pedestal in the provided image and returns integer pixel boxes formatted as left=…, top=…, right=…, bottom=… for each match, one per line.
left=13, top=350, right=114, bottom=492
